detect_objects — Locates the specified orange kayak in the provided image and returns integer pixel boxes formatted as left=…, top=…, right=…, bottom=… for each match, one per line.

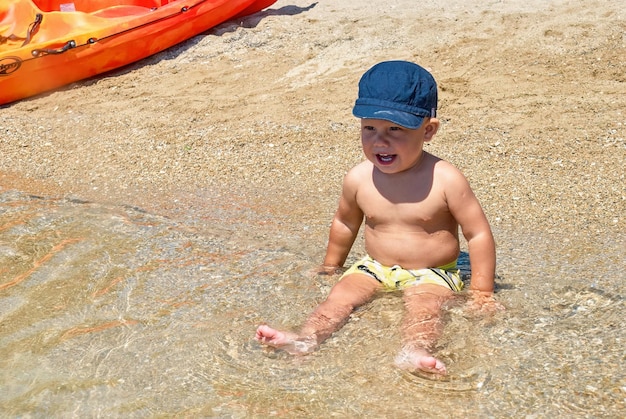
left=0, top=0, right=276, bottom=105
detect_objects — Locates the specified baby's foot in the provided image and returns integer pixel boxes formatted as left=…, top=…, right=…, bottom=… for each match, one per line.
left=255, top=325, right=316, bottom=354
left=395, top=347, right=447, bottom=375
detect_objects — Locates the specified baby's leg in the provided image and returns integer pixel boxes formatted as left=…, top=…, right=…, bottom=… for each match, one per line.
left=396, top=283, right=454, bottom=375
left=256, top=273, right=380, bottom=354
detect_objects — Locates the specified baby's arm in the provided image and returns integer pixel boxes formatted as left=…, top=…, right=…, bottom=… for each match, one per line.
left=463, top=224, right=502, bottom=312
left=321, top=169, right=364, bottom=272
left=457, top=199, right=502, bottom=312
left=443, top=165, right=501, bottom=310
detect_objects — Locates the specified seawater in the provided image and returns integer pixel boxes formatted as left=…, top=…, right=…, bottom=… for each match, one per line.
left=0, top=190, right=624, bottom=417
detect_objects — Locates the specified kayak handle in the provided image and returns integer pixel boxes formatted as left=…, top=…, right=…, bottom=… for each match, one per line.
left=31, top=40, right=77, bottom=57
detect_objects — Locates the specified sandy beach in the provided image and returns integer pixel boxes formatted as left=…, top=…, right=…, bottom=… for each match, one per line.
left=1, top=0, right=624, bottom=239
left=1, top=1, right=625, bottom=415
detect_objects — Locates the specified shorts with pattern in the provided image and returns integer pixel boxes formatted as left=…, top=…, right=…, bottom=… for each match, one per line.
left=341, top=255, right=464, bottom=292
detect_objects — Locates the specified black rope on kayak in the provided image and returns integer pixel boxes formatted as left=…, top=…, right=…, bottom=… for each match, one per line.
left=22, top=13, right=43, bottom=47
left=0, top=34, right=22, bottom=45
left=0, top=13, right=42, bottom=46
left=90, top=1, right=203, bottom=44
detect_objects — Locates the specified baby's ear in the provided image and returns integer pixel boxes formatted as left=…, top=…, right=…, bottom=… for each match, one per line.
left=423, top=117, right=440, bottom=141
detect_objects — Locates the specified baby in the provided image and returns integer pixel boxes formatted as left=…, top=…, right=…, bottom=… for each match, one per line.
left=256, top=61, right=499, bottom=375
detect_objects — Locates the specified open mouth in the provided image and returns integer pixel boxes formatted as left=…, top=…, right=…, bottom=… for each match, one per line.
left=376, top=154, right=396, bottom=165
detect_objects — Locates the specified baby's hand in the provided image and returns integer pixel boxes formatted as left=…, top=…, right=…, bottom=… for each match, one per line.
left=314, top=264, right=345, bottom=276
left=466, top=290, right=505, bottom=314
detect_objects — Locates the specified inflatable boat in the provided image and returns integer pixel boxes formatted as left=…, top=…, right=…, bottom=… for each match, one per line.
left=0, top=0, right=276, bottom=105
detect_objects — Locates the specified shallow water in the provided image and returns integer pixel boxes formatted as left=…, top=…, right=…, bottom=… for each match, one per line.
left=0, top=190, right=624, bottom=417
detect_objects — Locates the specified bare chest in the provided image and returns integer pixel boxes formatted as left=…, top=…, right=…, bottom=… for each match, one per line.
left=357, top=184, right=451, bottom=230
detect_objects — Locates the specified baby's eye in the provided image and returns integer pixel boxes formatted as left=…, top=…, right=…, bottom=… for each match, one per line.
left=362, top=125, right=375, bottom=131
left=389, top=126, right=402, bottom=131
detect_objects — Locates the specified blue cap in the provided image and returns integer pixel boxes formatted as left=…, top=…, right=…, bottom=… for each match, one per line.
left=352, top=61, right=438, bottom=129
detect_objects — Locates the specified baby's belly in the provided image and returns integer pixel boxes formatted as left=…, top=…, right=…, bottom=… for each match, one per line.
left=364, top=229, right=460, bottom=269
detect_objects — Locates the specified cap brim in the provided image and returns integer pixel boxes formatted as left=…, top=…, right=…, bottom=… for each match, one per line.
left=352, top=104, right=425, bottom=129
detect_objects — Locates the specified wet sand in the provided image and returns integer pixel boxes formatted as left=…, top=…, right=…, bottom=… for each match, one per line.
left=1, top=0, right=624, bottom=242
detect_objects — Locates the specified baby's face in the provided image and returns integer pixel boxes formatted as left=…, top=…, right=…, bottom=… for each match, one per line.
left=360, top=118, right=432, bottom=174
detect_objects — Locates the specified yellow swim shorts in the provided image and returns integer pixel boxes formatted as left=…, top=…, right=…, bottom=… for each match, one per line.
left=341, top=255, right=464, bottom=292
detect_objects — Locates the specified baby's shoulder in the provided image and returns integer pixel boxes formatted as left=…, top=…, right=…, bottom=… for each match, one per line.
left=345, top=160, right=373, bottom=178
left=342, top=161, right=373, bottom=191
left=430, top=157, right=471, bottom=188
left=429, top=154, right=463, bottom=175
